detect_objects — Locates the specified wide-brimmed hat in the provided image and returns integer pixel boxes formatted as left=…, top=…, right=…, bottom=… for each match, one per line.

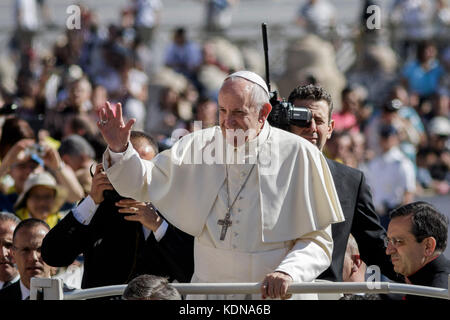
left=14, top=171, right=67, bottom=212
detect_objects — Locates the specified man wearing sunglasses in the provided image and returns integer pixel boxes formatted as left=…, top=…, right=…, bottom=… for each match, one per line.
left=385, top=201, right=450, bottom=299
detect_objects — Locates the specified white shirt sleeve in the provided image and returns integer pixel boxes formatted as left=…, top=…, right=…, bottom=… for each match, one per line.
left=108, top=146, right=128, bottom=164
left=72, top=195, right=100, bottom=225
left=142, top=219, right=169, bottom=241
left=275, top=225, right=333, bottom=283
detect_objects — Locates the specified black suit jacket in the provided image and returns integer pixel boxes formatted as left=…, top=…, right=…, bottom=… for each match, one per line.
left=41, top=198, right=194, bottom=289
left=318, top=158, right=397, bottom=282
left=405, top=254, right=450, bottom=300
left=0, top=281, right=22, bottom=300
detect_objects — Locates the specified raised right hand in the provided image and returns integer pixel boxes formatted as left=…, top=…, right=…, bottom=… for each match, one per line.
left=96, top=101, right=136, bottom=153
left=89, top=163, right=114, bottom=204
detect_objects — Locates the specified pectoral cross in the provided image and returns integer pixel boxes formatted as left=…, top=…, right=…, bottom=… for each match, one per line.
left=217, top=210, right=232, bottom=241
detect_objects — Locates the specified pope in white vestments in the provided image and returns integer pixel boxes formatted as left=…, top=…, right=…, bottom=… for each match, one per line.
left=97, top=71, right=344, bottom=300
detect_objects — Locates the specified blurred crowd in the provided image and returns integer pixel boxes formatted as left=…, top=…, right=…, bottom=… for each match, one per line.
left=0, top=0, right=448, bottom=284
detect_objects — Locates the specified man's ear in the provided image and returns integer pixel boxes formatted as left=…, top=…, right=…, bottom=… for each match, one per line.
left=423, top=237, right=437, bottom=257
left=327, top=119, right=335, bottom=139
left=61, top=154, right=71, bottom=165
left=352, top=254, right=363, bottom=269
left=260, top=102, right=272, bottom=122
left=11, top=248, right=16, bottom=264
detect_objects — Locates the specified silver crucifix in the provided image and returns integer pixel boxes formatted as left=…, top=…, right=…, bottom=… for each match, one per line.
left=217, top=210, right=232, bottom=241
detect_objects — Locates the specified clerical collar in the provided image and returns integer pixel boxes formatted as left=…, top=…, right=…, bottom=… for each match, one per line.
left=406, top=254, right=445, bottom=286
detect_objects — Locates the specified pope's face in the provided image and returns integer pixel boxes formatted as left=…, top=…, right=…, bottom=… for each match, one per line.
left=289, top=99, right=334, bottom=151
left=0, top=220, right=18, bottom=282
left=218, top=79, right=263, bottom=146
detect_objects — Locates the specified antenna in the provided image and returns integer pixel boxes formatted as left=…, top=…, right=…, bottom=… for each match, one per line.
left=261, top=23, right=271, bottom=93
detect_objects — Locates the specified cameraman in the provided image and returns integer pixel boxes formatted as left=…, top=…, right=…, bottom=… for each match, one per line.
left=41, top=131, right=194, bottom=289
left=282, top=84, right=397, bottom=282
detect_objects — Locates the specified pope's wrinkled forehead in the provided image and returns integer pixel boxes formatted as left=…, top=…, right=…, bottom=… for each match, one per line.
left=218, top=78, right=254, bottom=110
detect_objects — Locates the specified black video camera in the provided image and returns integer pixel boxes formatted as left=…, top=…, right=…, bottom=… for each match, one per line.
left=268, top=91, right=312, bottom=129
left=262, top=23, right=312, bottom=129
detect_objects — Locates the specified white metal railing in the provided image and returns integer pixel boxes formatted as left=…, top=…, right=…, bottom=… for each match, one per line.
left=30, top=277, right=450, bottom=300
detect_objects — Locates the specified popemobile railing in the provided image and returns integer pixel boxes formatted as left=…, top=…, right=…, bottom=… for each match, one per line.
left=29, top=277, right=450, bottom=300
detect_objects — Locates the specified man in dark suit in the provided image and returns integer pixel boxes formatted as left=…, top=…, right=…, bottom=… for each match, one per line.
left=286, top=84, right=396, bottom=282
left=0, top=212, right=20, bottom=289
left=41, top=131, right=194, bottom=289
left=0, top=219, right=53, bottom=300
left=386, top=201, right=450, bottom=300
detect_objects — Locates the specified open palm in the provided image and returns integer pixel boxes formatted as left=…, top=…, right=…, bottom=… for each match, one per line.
left=96, top=101, right=136, bottom=153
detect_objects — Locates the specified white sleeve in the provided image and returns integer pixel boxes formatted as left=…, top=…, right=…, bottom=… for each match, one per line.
left=72, top=195, right=100, bottom=225
left=108, top=146, right=128, bottom=164
left=102, top=140, right=165, bottom=203
left=275, top=225, right=333, bottom=283
left=142, top=219, right=169, bottom=241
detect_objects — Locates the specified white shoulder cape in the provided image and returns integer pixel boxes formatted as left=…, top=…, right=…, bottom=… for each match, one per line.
left=104, top=125, right=344, bottom=242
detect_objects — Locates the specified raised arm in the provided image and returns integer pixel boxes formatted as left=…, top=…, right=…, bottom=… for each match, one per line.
left=96, top=101, right=135, bottom=153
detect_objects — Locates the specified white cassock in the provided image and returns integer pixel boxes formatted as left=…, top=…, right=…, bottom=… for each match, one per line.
left=103, top=123, right=344, bottom=299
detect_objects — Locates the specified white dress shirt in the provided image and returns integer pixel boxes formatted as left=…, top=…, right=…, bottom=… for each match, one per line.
left=19, top=280, right=30, bottom=300
left=364, top=146, right=416, bottom=214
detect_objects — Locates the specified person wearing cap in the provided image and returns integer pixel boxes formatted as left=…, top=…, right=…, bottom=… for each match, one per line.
left=428, top=116, right=450, bottom=152
left=420, top=116, right=450, bottom=195
left=363, top=124, right=416, bottom=229
left=13, top=171, right=66, bottom=229
left=96, top=70, right=344, bottom=300
left=365, top=98, right=423, bottom=161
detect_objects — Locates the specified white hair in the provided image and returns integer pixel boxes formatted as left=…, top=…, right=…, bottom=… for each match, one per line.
left=345, top=234, right=360, bottom=257
left=0, top=211, right=20, bottom=225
